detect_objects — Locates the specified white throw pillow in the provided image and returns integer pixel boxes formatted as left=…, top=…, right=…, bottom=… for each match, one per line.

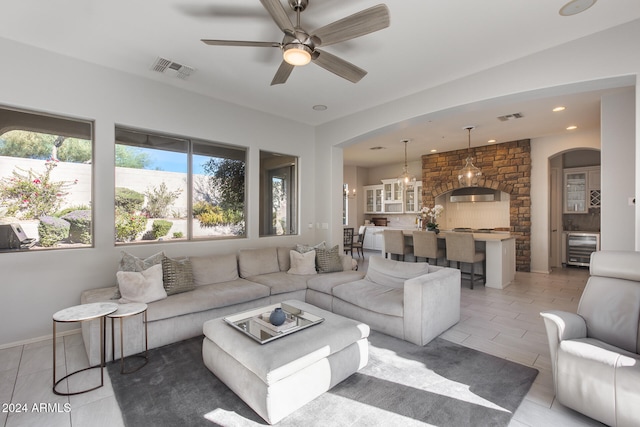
left=287, top=250, right=317, bottom=275
left=117, top=264, right=167, bottom=303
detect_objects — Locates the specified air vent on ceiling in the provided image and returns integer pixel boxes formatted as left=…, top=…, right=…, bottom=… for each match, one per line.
left=497, top=112, right=524, bottom=121
left=151, top=57, right=195, bottom=80
left=369, top=146, right=386, bottom=150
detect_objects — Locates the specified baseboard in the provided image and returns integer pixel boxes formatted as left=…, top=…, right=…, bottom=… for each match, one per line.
left=0, top=328, right=81, bottom=350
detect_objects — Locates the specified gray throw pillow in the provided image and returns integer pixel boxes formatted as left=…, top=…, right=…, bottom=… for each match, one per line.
left=296, top=241, right=326, bottom=254
left=113, top=251, right=165, bottom=299
left=161, top=256, right=195, bottom=295
left=316, top=245, right=343, bottom=273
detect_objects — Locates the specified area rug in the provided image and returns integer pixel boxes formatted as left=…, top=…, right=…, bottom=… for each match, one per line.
left=108, top=332, right=538, bottom=426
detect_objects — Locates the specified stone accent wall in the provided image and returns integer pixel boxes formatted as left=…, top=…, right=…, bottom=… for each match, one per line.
left=421, top=140, right=531, bottom=271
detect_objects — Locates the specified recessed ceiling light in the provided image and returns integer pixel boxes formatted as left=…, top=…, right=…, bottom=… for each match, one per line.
left=488, top=139, right=496, bottom=143
left=559, top=0, right=597, bottom=16
left=566, top=125, right=578, bottom=130
left=312, top=104, right=327, bottom=111
left=430, top=149, right=437, bottom=153
left=553, top=106, right=566, bottom=112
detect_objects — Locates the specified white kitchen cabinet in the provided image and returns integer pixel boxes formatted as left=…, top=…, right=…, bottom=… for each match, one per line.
left=404, top=181, right=422, bottom=213
left=564, top=166, right=600, bottom=213
left=381, top=179, right=403, bottom=213
left=364, top=185, right=383, bottom=213
left=363, top=226, right=384, bottom=250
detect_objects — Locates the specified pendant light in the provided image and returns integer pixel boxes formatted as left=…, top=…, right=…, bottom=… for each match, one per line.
left=458, top=126, right=482, bottom=187
left=397, top=139, right=415, bottom=188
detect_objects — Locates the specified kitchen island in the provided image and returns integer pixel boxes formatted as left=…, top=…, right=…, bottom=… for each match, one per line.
left=377, top=228, right=516, bottom=289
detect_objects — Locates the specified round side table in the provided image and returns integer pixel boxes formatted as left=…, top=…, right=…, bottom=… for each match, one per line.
left=52, top=302, right=118, bottom=396
left=108, top=303, right=149, bottom=374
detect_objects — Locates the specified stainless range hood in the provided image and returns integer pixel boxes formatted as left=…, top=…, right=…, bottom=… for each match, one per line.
left=450, top=187, right=501, bottom=202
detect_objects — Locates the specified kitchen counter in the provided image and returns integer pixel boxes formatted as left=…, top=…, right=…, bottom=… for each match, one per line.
left=376, top=229, right=516, bottom=289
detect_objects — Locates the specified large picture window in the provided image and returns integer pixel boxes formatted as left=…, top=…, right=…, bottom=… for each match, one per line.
left=259, top=151, right=298, bottom=236
left=0, top=106, right=93, bottom=251
left=115, top=127, right=246, bottom=244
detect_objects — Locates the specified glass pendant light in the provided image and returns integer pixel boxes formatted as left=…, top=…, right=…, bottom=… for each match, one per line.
left=458, top=126, right=482, bottom=187
left=397, top=139, right=415, bottom=188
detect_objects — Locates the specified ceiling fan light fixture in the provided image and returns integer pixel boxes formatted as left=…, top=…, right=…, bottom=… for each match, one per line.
left=283, top=44, right=312, bottom=66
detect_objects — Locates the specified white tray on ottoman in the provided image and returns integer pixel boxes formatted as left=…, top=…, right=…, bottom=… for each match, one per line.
left=202, top=300, right=370, bottom=425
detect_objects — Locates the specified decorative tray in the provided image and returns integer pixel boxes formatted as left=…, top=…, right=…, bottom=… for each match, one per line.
left=223, top=302, right=324, bottom=344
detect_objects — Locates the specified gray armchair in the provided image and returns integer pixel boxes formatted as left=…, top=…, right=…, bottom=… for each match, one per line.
left=541, top=251, right=640, bottom=427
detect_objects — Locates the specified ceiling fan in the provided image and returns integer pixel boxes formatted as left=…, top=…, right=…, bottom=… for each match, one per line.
left=201, top=0, right=390, bottom=85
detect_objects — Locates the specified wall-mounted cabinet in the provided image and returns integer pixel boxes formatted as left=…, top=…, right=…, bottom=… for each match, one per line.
left=381, top=179, right=403, bottom=213
left=564, top=166, right=601, bottom=213
left=404, top=181, right=422, bottom=213
left=364, top=185, right=383, bottom=213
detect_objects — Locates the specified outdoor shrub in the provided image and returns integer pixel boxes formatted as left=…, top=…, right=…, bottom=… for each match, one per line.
left=55, top=204, right=90, bottom=218
left=0, top=160, right=77, bottom=219
left=195, top=206, right=224, bottom=227
left=115, top=187, right=144, bottom=213
left=192, top=200, right=214, bottom=216
left=152, top=219, right=173, bottom=239
left=143, top=182, right=182, bottom=218
left=172, top=231, right=184, bottom=238
left=115, top=210, right=148, bottom=242
left=62, top=210, right=92, bottom=244
left=38, top=216, right=70, bottom=247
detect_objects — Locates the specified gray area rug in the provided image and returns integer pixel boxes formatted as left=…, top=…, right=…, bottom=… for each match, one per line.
left=108, top=332, right=538, bottom=426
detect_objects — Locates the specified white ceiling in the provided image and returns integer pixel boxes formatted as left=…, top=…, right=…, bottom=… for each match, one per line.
left=2, top=0, right=639, bottom=167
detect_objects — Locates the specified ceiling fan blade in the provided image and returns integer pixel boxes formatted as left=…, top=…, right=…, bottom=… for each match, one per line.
left=259, top=0, right=295, bottom=34
left=312, top=49, right=367, bottom=83
left=311, top=4, right=390, bottom=47
left=201, top=39, right=281, bottom=48
left=270, top=61, right=295, bottom=86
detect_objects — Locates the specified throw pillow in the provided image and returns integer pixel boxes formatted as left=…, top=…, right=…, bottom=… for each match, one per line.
left=162, top=256, right=195, bottom=295
left=296, top=241, right=326, bottom=254
left=316, top=245, right=343, bottom=273
left=287, top=250, right=317, bottom=275
left=116, top=264, right=167, bottom=304
left=113, top=251, right=165, bottom=299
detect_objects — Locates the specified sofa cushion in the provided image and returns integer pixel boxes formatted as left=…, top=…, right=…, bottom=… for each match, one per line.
left=246, top=271, right=309, bottom=295
left=190, top=253, right=239, bottom=286
left=307, top=270, right=366, bottom=294
left=288, top=250, right=317, bottom=275
left=238, top=247, right=280, bottom=278
left=147, top=278, right=270, bottom=322
left=116, top=264, right=167, bottom=304
left=277, top=246, right=295, bottom=272
left=316, top=245, right=343, bottom=273
left=162, top=256, right=195, bottom=295
left=333, top=279, right=404, bottom=317
left=365, top=255, right=430, bottom=289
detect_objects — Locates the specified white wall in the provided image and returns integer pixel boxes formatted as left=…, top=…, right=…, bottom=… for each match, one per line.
left=0, top=38, right=315, bottom=346
left=601, top=90, right=636, bottom=250
left=317, top=20, right=640, bottom=274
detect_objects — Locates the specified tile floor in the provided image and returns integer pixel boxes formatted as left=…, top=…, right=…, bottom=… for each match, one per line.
left=1, top=251, right=605, bottom=426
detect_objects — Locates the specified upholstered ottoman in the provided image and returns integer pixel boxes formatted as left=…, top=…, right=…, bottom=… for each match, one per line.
left=202, top=300, right=370, bottom=424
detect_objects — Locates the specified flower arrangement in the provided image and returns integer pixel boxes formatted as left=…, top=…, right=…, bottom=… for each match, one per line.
left=420, top=204, right=444, bottom=229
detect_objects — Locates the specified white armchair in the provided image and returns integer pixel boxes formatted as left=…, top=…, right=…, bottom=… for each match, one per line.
left=541, top=251, right=640, bottom=427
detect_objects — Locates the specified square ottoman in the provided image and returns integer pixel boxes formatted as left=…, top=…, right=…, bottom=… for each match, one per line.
left=202, top=300, right=370, bottom=424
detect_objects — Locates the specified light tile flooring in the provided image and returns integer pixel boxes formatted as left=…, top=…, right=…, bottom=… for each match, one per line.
left=1, top=251, right=604, bottom=427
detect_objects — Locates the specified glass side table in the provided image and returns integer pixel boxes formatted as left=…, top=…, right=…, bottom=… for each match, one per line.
left=52, top=302, right=118, bottom=396
left=108, top=303, right=149, bottom=374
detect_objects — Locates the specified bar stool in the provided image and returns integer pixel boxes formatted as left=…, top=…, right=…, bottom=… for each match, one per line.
left=444, top=232, right=486, bottom=289
left=383, top=229, right=412, bottom=261
left=412, top=230, right=445, bottom=266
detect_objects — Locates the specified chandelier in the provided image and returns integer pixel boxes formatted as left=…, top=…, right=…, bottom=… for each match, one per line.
left=458, top=126, right=482, bottom=187
left=397, top=139, right=415, bottom=188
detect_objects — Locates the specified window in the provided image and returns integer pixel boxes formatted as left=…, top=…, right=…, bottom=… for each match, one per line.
left=115, top=127, right=246, bottom=244
left=0, top=106, right=93, bottom=251
left=259, top=151, right=298, bottom=236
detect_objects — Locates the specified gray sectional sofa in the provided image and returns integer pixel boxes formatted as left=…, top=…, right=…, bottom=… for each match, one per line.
left=80, top=246, right=461, bottom=365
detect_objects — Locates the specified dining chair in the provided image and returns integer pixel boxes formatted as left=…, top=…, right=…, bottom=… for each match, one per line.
left=382, top=229, right=412, bottom=261
left=352, top=226, right=366, bottom=258
left=343, top=227, right=354, bottom=256
left=412, top=230, right=445, bottom=266
left=444, top=232, right=486, bottom=289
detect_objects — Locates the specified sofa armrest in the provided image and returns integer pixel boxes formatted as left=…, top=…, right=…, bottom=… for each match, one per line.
left=403, top=267, right=461, bottom=346
left=540, top=310, right=587, bottom=383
